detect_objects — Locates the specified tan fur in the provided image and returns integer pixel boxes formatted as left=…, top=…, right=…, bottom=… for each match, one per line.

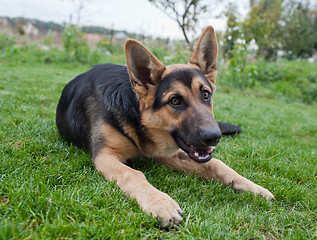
left=189, top=26, right=217, bottom=76
left=162, top=64, right=197, bottom=77
left=189, top=26, right=218, bottom=91
left=157, top=152, right=274, bottom=198
left=94, top=125, right=183, bottom=228
left=93, top=26, right=274, bottom=228
left=140, top=104, right=181, bottom=158
left=100, top=124, right=139, bottom=162
left=125, top=39, right=165, bottom=101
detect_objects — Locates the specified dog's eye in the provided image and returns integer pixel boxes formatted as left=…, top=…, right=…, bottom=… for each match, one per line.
left=202, top=90, right=210, bottom=100
left=170, top=96, right=181, bottom=106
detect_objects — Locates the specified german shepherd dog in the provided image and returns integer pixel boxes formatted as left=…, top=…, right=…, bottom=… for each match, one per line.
left=56, top=26, right=274, bottom=228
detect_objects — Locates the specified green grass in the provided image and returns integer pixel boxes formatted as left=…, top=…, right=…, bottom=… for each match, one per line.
left=0, top=63, right=316, bottom=239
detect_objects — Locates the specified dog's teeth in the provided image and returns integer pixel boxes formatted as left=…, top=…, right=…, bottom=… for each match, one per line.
left=194, top=152, right=199, bottom=158
left=208, top=146, right=214, bottom=154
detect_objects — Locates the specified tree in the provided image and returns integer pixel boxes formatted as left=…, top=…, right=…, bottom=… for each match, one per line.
left=222, top=2, right=242, bottom=58
left=242, top=0, right=317, bottom=59
left=242, top=0, right=284, bottom=60
left=280, top=0, right=317, bottom=59
left=62, top=0, right=89, bottom=26
left=148, top=0, right=209, bottom=49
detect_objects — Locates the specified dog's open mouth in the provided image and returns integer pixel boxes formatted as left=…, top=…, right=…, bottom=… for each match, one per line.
left=172, top=134, right=214, bottom=163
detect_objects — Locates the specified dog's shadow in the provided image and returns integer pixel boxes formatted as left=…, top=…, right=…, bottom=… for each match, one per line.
left=127, top=157, right=161, bottom=175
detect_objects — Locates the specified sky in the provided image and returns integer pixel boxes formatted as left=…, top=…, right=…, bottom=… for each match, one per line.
left=0, top=0, right=250, bottom=39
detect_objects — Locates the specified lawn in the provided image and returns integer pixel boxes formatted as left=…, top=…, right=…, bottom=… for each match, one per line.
left=0, top=63, right=316, bottom=239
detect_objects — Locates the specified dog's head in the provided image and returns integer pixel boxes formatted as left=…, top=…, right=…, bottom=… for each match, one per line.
left=125, top=26, right=221, bottom=163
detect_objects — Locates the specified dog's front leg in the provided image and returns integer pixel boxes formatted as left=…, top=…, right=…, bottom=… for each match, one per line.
left=157, top=151, right=274, bottom=200
left=94, top=148, right=183, bottom=228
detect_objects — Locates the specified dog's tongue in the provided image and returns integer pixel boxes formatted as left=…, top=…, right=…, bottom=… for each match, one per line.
left=188, top=146, right=214, bottom=163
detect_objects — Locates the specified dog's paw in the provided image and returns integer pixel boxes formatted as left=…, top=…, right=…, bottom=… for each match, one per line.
left=231, top=178, right=275, bottom=201
left=254, top=183, right=275, bottom=201
left=140, top=191, right=183, bottom=228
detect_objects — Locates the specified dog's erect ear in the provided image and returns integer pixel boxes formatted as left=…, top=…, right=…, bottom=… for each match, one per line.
left=189, top=26, right=218, bottom=85
left=125, top=39, right=165, bottom=90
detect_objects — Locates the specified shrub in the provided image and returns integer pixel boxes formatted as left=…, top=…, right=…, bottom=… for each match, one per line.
left=0, top=34, right=15, bottom=51
left=62, top=25, right=99, bottom=64
left=223, top=42, right=260, bottom=89
left=220, top=53, right=317, bottom=104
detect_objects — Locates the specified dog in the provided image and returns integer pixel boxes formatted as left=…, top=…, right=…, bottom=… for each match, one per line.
left=56, top=26, right=274, bottom=228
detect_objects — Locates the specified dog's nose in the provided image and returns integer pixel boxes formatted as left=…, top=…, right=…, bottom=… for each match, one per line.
left=200, top=127, right=222, bottom=146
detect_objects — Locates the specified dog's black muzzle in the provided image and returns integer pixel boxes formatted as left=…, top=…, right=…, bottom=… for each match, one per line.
left=172, top=126, right=222, bottom=164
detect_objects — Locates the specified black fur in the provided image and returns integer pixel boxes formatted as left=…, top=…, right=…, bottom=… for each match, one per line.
left=56, top=64, right=144, bottom=151
left=56, top=64, right=240, bottom=152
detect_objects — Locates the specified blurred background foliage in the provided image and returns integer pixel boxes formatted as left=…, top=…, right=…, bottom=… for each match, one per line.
left=0, top=0, right=316, bottom=104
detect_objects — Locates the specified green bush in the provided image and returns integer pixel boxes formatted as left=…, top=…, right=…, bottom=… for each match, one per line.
left=62, top=25, right=101, bottom=64
left=97, top=38, right=124, bottom=55
left=256, top=60, right=317, bottom=103
left=220, top=53, right=317, bottom=104
left=0, top=34, right=15, bottom=51
left=150, top=43, right=192, bottom=66
left=223, top=42, right=260, bottom=89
